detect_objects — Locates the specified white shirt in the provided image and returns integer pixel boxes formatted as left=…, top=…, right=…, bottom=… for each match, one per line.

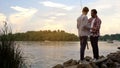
left=90, top=18, right=96, bottom=32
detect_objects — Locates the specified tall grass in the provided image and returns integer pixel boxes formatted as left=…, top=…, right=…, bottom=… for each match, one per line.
left=0, top=21, right=26, bottom=68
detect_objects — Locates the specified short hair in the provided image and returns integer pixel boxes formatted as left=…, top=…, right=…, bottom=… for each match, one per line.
left=82, top=7, right=89, bottom=12
left=91, top=9, right=97, bottom=14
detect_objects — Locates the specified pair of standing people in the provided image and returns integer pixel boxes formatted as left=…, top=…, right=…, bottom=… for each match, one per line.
left=77, top=7, right=101, bottom=61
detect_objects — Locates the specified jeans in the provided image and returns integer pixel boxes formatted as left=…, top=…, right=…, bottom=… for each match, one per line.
left=90, top=36, right=99, bottom=59
left=79, top=36, right=88, bottom=60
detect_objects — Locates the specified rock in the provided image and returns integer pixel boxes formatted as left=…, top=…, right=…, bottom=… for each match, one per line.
left=64, top=65, right=77, bottom=68
left=107, top=51, right=120, bottom=63
left=71, top=60, right=78, bottom=65
left=99, top=55, right=105, bottom=59
left=85, top=56, right=92, bottom=61
left=94, top=57, right=108, bottom=64
left=63, top=59, right=73, bottom=64
left=118, top=47, right=120, bottom=50
left=63, top=59, right=73, bottom=67
left=63, top=63, right=70, bottom=67
left=89, top=62, right=99, bottom=68
left=101, top=63, right=108, bottom=68
left=77, top=63, right=93, bottom=68
left=63, top=59, right=77, bottom=67
left=106, top=59, right=113, bottom=64
left=53, top=50, right=120, bottom=68
left=114, top=62, right=120, bottom=68
left=106, top=59, right=116, bottom=68
left=52, top=64, right=64, bottom=68
left=78, top=60, right=80, bottom=64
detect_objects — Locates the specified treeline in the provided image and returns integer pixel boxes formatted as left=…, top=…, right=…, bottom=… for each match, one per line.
left=13, top=30, right=79, bottom=41
left=12, top=30, right=120, bottom=41
left=99, top=34, right=120, bottom=41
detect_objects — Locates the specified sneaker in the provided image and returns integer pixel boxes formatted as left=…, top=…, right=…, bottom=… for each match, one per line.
left=92, top=58, right=99, bottom=63
left=92, top=59, right=97, bottom=62
left=79, top=60, right=88, bottom=64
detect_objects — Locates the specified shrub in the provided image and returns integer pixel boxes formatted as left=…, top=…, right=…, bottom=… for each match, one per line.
left=0, top=21, right=26, bottom=68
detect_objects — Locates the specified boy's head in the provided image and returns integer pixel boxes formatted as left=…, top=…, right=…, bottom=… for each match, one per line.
left=82, top=7, right=89, bottom=15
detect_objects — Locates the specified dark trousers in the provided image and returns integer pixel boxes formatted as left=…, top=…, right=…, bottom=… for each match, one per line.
left=79, top=36, right=88, bottom=60
left=90, top=36, right=99, bottom=59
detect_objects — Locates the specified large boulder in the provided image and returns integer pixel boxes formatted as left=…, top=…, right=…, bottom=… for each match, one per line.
left=107, top=51, right=120, bottom=63
left=52, top=64, right=64, bottom=68
left=106, top=59, right=116, bottom=68
left=101, top=63, right=108, bottom=68
left=89, top=62, right=99, bottom=68
left=94, top=57, right=108, bottom=64
left=64, top=65, right=77, bottom=68
left=63, top=59, right=78, bottom=67
left=114, top=62, right=120, bottom=68
left=85, top=56, right=92, bottom=61
left=77, top=63, right=93, bottom=68
left=71, top=60, right=78, bottom=65
left=99, top=55, right=105, bottom=59
left=117, top=47, right=120, bottom=50
left=63, top=59, right=73, bottom=67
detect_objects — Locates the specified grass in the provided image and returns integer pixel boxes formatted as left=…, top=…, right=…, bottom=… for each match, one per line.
left=0, top=21, right=27, bottom=68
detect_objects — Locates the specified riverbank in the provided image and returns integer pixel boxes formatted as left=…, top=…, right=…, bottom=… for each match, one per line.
left=52, top=47, right=120, bottom=68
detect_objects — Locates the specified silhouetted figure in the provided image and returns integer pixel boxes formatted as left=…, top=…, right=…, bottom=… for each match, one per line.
left=77, top=7, right=89, bottom=61
left=88, top=9, right=102, bottom=60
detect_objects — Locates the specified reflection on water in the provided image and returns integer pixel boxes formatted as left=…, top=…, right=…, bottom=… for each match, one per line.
left=18, top=41, right=120, bottom=68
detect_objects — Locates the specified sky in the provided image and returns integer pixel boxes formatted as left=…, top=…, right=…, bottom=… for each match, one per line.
left=0, top=0, right=120, bottom=35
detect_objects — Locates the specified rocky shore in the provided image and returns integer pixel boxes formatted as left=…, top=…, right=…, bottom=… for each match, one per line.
left=52, top=47, right=120, bottom=68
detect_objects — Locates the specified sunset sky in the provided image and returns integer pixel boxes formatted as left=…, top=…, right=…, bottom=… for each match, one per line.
left=0, top=0, right=120, bottom=35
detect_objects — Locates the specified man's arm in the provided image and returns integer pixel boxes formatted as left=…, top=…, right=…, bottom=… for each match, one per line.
left=77, top=18, right=80, bottom=29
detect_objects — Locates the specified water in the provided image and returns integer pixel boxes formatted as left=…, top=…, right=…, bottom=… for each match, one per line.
left=18, top=41, right=120, bottom=68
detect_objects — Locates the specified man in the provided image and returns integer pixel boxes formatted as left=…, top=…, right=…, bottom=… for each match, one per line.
left=88, top=9, right=101, bottom=60
left=77, top=7, right=89, bottom=61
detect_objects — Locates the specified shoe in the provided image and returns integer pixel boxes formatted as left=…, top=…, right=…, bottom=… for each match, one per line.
left=91, top=58, right=98, bottom=63
left=79, top=60, right=88, bottom=64
left=93, top=59, right=97, bottom=62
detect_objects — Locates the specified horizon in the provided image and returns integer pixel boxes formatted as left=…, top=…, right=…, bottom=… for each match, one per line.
left=0, top=0, right=120, bottom=35
left=13, top=29, right=120, bottom=36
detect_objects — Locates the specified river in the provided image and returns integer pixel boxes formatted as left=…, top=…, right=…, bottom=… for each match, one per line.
left=18, top=41, right=120, bottom=68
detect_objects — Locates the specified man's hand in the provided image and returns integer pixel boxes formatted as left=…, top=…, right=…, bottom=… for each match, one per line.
left=83, top=26, right=90, bottom=31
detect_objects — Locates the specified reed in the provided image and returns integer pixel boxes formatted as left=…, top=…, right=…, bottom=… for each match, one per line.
left=0, top=21, right=26, bottom=68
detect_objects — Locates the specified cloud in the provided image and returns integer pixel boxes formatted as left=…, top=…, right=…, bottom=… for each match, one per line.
left=86, top=0, right=120, bottom=35
left=32, top=0, right=120, bottom=35
left=87, top=0, right=120, bottom=13
left=11, top=6, right=29, bottom=12
left=9, top=6, right=38, bottom=32
left=1, top=0, right=119, bottom=35
left=55, top=13, right=66, bottom=16
left=0, top=13, right=6, bottom=22
left=100, top=16, right=120, bottom=35
left=40, top=1, right=74, bottom=10
left=0, top=13, right=7, bottom=29
left=41, top=12, right=66, bottom=23
left=49, top=16, right=56, bottom=20
left=9, top=6, right=38, bottom=24
left=41, top=22, right=64, bottom=30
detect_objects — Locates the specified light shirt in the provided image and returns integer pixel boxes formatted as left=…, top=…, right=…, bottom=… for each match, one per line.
left=90, top=18, right=96, bottom=32
left=77, top=14, right=90, bottom=36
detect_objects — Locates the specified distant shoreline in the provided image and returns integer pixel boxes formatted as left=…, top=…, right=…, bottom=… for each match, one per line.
left=9, top=30, right=120, bottom=41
